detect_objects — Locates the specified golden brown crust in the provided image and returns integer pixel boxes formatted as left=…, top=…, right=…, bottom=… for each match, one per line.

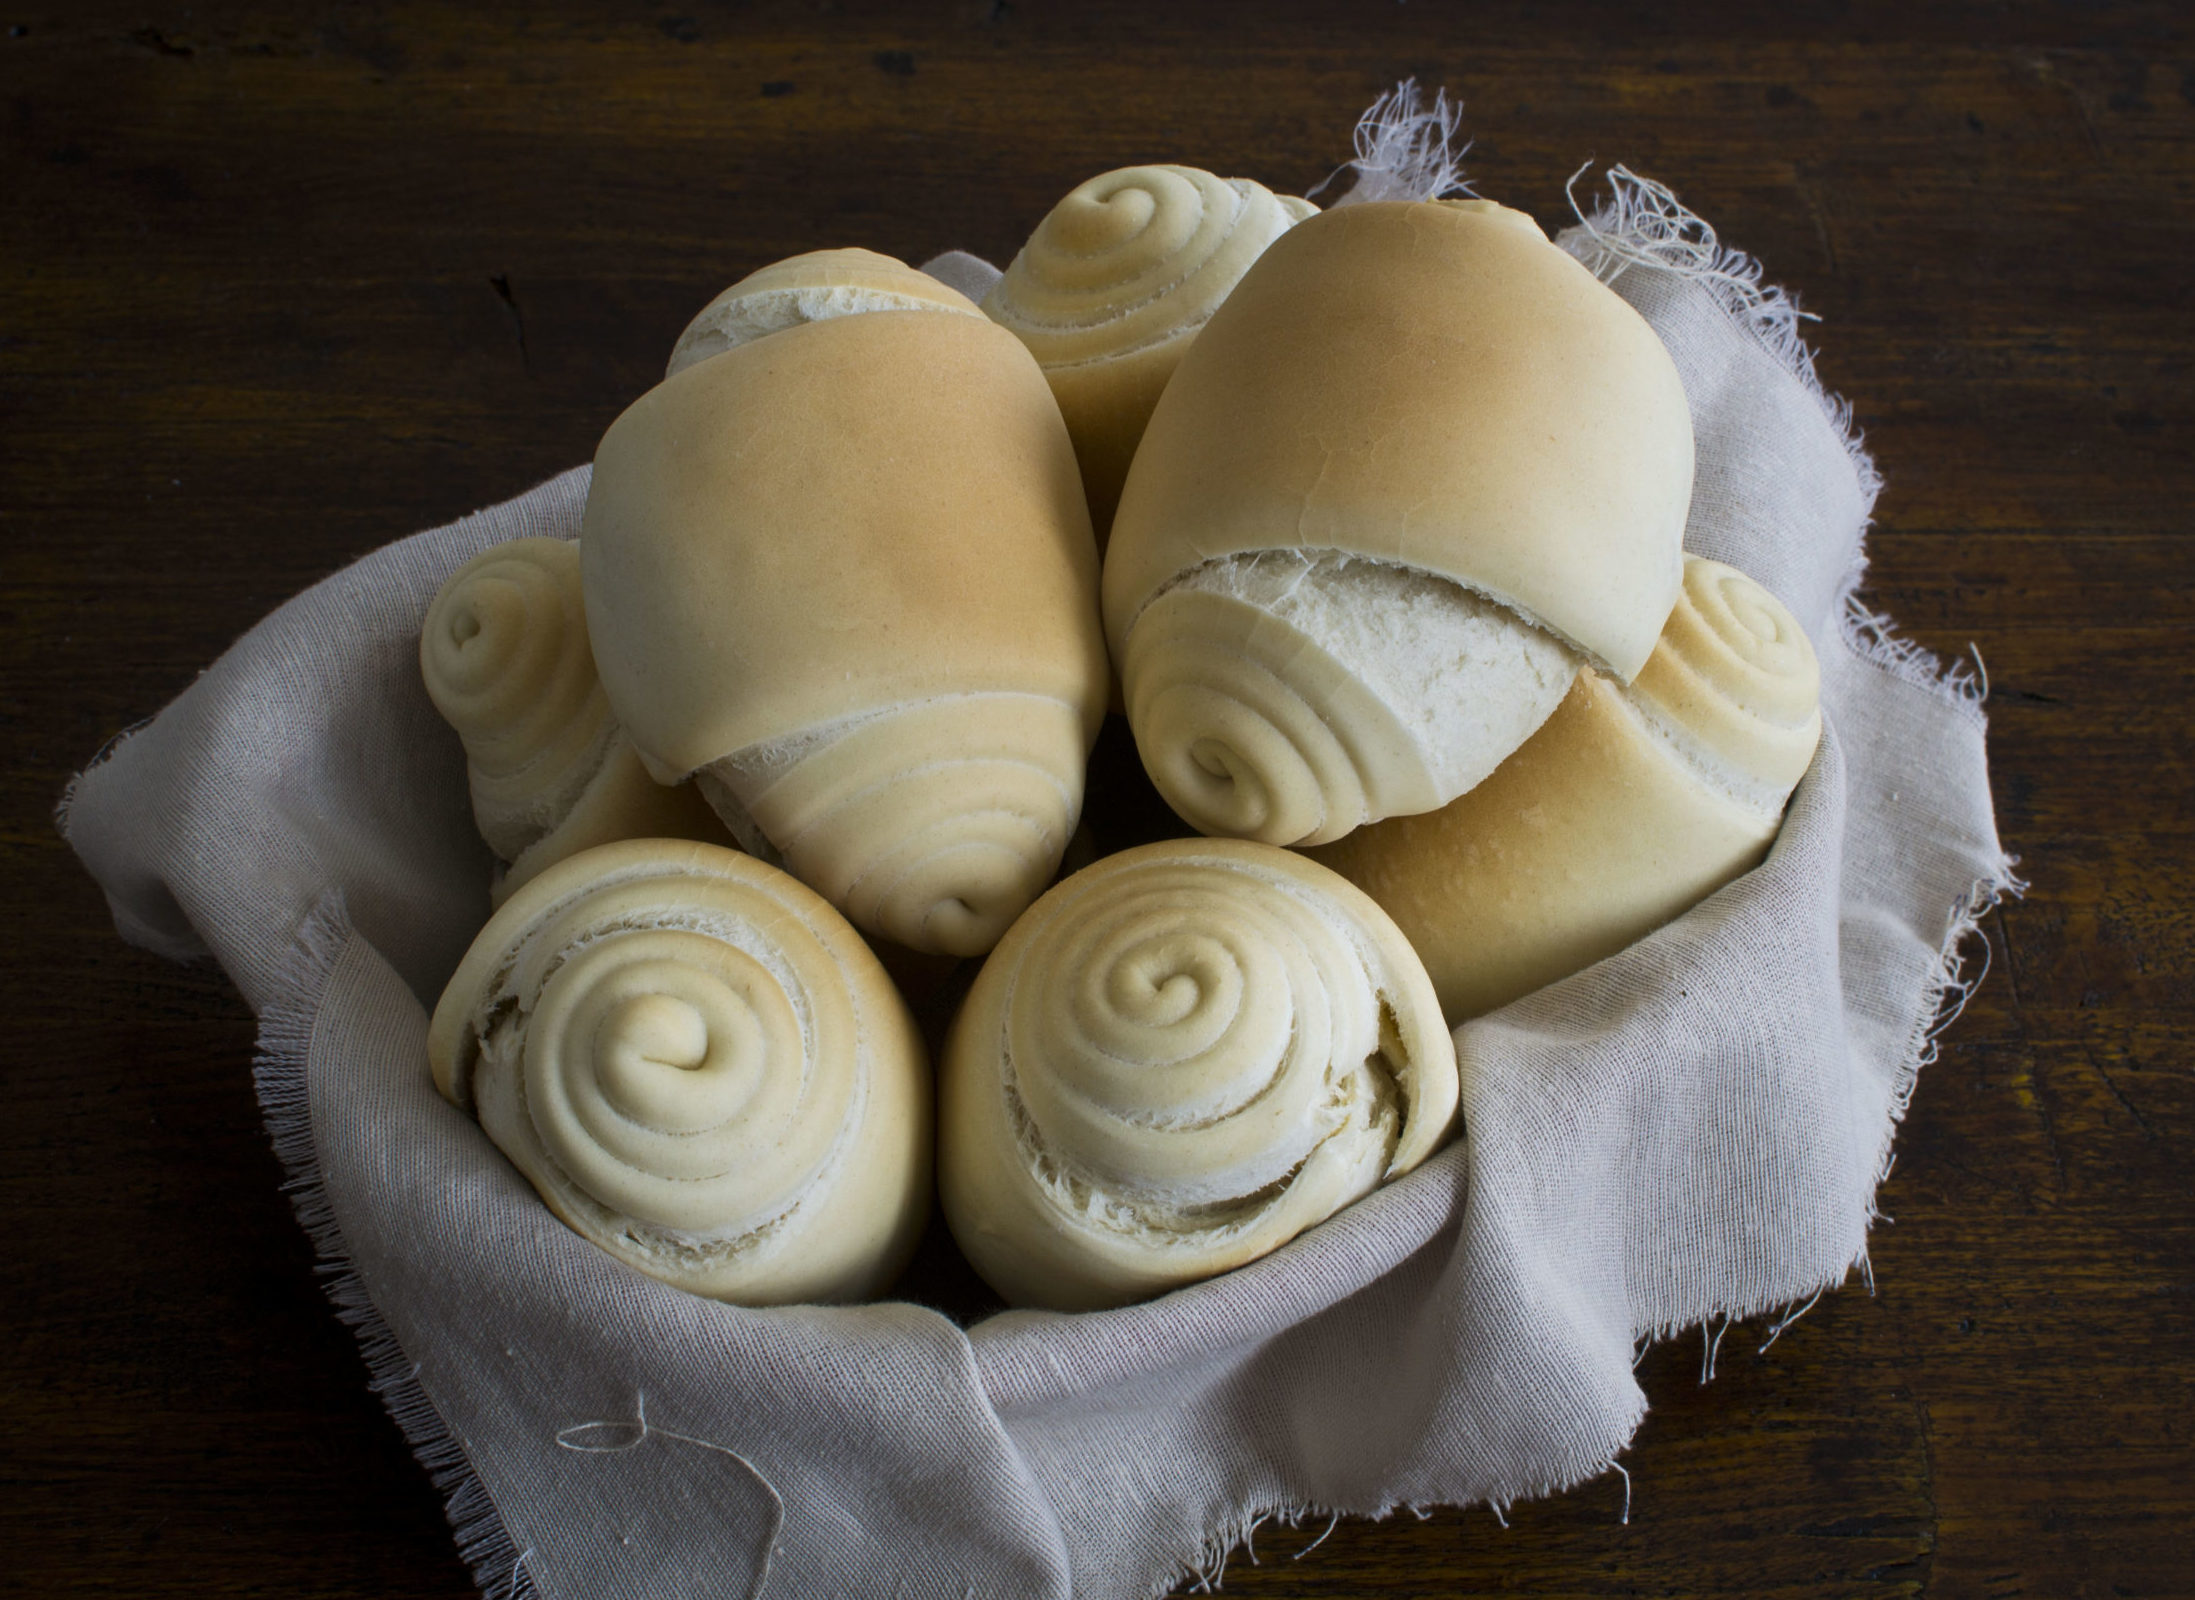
left=582, top=307, right=1106, bottom=781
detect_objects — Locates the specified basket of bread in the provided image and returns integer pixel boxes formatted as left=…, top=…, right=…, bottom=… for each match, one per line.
left=64, top=88, right=2012, bottom=1600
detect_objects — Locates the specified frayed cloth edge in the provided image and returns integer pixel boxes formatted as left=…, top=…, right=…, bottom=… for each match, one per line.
left=253, top=894, right=538, bottom=1600
left=1145, top=1394, right=1649, bottom=1597
left=1552, top=166, right=1996, bottom=727
left=1624, top=857, right=2025, bottom=1370
left=1313, top=78, right=1475, bottom=207
left=1557, top=163, right=1885, bottom=523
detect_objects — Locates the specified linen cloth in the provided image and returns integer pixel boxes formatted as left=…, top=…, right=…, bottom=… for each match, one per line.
left=64, top=172, right=2013, bottom=1599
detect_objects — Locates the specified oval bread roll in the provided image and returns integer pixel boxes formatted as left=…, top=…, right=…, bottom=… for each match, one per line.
left=982, top=165, right=1315, bottom=545
left=581, top=251, right=1109, bottom=958
left=1308, top=557, right=1823, bottom=1022
left=1105, top=198, right=1695, bottom=847
left=419, top=536, right=731, bottom=905
left=940, top=838, right=1459, bottom=1311
left=428, top=839, right=931, bottom=1306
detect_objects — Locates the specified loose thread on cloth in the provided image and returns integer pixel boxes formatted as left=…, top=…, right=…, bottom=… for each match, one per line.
left=251, top=893, right=540, bottom=1600
left=1757, top=1288, right=1825, bottom=1355
left=553, top=1389, right=785, bottom=1600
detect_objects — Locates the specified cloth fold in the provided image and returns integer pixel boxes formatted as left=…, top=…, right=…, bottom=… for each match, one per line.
left=64, top=172, right=2012, bottom=1599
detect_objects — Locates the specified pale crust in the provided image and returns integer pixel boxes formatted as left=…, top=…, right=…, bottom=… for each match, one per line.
left=667, top=247, right=986, bottom=376
left=418, top=536, right=730, bottom=903
left=983, top=165, right=1314, bottom=543
left=1103, top=198, right=1694, bottom=683
left=939, top=838, right=1458, bottom=1311
left=581, top=308, right=1106, bottom=782
left=1307, top=558, right=1822, bottom=1023
left=427, top=839, right=930, bottom=1307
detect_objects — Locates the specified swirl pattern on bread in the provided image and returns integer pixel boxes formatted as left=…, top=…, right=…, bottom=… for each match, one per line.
left=940, top=839, right=1458, bottom=1310
left=428, top=840, right=930, bottom=1305
left=419, top=537, right=727, bottom=903
left=1123, top=551, right=1579, bottom=846
left=984, top=165, right=1315, bottom=541
left=1309, top=557, right=1823, bottom=1022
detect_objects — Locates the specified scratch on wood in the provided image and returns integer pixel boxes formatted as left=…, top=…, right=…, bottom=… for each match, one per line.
left=1797, top=172, right=1839, bottom=277
left=489, top=273, right=529, bottom=371
left=1992, top=906, right=2026, bottom=1014
left=2082, top=1044, right=2158, bottom=1141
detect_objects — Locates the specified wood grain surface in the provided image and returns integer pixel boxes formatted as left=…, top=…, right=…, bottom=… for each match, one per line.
left=4, top=2, right=2191, bottom=1595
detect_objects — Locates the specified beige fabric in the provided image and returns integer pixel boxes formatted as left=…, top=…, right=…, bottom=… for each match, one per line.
left=582, top=295, right=1108, bottom=955
left=984, top=165, right=1314, bottom=543
left=419, top=537, right=729, bottom=903
left=429, top=839, right=929, bottom=1305
left=939, top=839, right=1456, bottom=1311
left=1310, top=557, right=1823, bottom=1021
left=60, top=164, right=2015, bottom=1600
left=1103, top=199, right=1694, bottom=846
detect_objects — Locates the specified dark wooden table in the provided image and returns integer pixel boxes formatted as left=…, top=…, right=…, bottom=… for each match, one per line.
left=6, top=3, right=2190, bottom=1595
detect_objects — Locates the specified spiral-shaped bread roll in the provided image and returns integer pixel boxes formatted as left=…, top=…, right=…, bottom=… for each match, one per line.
left=584, top=252, right=1107, bottom=959
left=983, top=165, right=1316, bottom=543
left=428, top=839, right=930, bottom=1305
left=1309, top=557, right=1823, bottom=1023
left=419, top=537, right=730, bottom=904
left=940, top=839, right=1458, bottom=1311
left=1106, top=197, right=1694, bottom=849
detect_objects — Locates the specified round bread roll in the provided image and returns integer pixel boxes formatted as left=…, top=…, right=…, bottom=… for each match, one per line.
left=582, top=251, right=1109, bottom=958
left=418, top=536, right=730, bottom=905
left=1105, top=197, right=1695, bottom=847
left=940, top=838, right=1459, bottom=1311
left=982, top=165, right=1315, bottom=546
left=1308, top=557, right=1823, bottom=1023
left=427, top=839, right=930, bottom=1306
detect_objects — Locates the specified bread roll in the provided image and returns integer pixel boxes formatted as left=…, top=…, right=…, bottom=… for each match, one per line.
left=940, top=838, right=1458, bottom=1311
left=982, top=165, right=1315, bottom=545
left=582, top=251, right=1108, bottom=958
left=428, top=839, right=930, bottom=1305
left=418, top=537, right=730, bottom=905
left=1105, top=198, right=1695, bottom=847
left=1308, top=557, right=1822, bottom=1022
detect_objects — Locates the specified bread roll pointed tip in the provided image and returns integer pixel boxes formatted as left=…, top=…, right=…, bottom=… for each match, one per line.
left=668, top=247, right=986, bottom=376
